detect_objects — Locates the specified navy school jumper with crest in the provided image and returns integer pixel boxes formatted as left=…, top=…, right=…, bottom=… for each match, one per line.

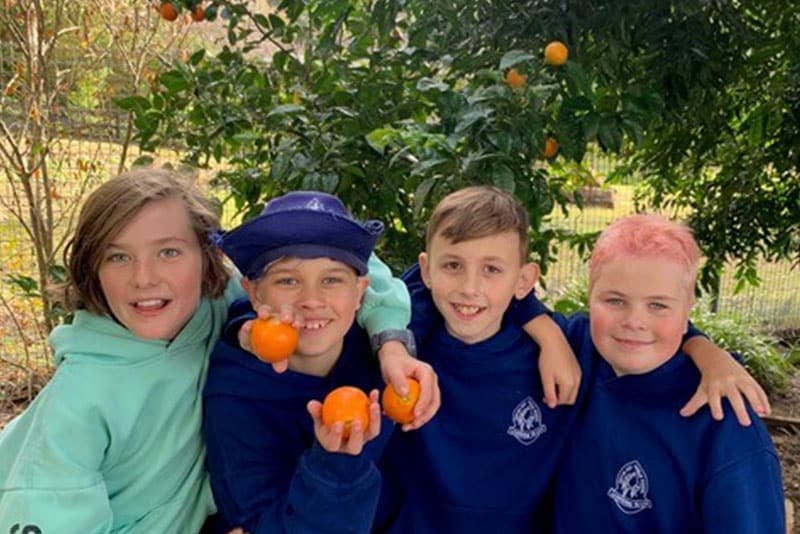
left=203, top=298, right=392, bottom=534
left=373, top=265, right=598, bottom=534
left=551, top=314, right=785, bottom=534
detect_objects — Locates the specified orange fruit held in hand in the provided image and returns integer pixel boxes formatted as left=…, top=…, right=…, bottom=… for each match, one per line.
left=322, top=386, right=370, bottom=439
left=159, top=2, right=179, bottom=21
left=382, top=378, right=421, bottom=425
left=191, top=6, right=206, bottom=22
left=250, top=317, right=299, bottom=363
left=544, top=41, right=569, bottom=66
left=541, top=137, right=559, bottom=159
left=505, top=68, right=527, bottom=89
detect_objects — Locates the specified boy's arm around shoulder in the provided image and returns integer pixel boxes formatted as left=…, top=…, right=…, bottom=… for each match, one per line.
left=509, top=287, right=580, bottom=408
left=0, top=369, right=113, bottom=533
left=357, top=253, right=410, bottom=335
left=680, top=327, right=771, bottom=426
left=362, top=257, right=441, bottom=431
left=524, top=313, right=582, bottom=408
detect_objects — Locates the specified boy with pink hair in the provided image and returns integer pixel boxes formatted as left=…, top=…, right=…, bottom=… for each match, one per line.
left=552, top=214, right=784, bottom=533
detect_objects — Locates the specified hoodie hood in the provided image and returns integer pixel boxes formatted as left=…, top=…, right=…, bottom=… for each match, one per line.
left=50, top=298, right=214, bottom=367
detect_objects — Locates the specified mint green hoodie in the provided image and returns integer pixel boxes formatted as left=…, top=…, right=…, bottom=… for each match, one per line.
left=0, top=282, right=236, bottom=533
left=0, top=255, right=409, bottom=533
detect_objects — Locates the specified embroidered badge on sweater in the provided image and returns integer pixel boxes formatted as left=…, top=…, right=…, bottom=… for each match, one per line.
left=607, top=460, right=653, bottom=514
left=507, top=396, right=547, bottom=445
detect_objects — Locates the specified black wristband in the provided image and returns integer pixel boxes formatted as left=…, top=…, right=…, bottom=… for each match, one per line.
left=370, top=328, right=417, bottom=357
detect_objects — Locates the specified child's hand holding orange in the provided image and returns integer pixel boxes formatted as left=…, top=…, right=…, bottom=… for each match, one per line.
left=378, top=341, right=440, bottom=431
left=308, top=387, right=382, bottom=455
left=382, top=378, right=421, bottom=425
left=238, top=303, right=301, bottom=373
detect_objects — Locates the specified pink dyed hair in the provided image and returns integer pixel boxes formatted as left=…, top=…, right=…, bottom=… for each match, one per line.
left=589, top=214, right=701, bottom=295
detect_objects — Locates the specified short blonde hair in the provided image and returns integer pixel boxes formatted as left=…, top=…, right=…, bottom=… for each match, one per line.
left=425, top=186, right=530, bottom=262
left=53, top=168, right=229, bottom=315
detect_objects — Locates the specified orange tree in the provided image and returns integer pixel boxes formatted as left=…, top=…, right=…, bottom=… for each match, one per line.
left=125, top=0, right=799, bottom=287
left=403, top=0, right=800, bottom=293
left=122, top=1, right=597, bottom=272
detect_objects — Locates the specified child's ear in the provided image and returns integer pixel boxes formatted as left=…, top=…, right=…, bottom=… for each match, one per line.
left=355, top=275, right=370, bottom=310
left=514, top=262, right=540, bottom=299
left=418, top=252, right=432, bottom=288
left=241, top=278, right=258, bottom=304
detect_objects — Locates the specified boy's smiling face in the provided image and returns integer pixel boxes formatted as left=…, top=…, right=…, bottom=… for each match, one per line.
left=419, top=230, right=538, bottom=345
left=244, top=256, right=369, bottom=376
left=589, top=256, right=693, bottom=376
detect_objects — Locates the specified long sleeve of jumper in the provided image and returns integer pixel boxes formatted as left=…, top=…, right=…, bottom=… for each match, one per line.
left=0, top=374, right=114, bottom=534
left=356, top=253, right=411, bottom=335
left=204, top=396, right=381, bottom=534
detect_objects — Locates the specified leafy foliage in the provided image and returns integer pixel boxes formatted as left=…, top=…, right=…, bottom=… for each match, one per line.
left=124, top=0, right=621, bottom=271
left=691, top=306, right=794, bottom=395
left=404, top=0, right=800, bottom=291
left=126, top=0, right=799, bottom=286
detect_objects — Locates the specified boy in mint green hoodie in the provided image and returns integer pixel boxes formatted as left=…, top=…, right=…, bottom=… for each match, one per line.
left=0, top=169, right=429, bottom=534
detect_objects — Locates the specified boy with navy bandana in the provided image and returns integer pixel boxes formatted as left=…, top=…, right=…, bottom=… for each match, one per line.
left=551, top=214, right=784, bottom=533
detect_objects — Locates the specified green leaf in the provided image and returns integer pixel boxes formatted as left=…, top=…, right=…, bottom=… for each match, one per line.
left=365, top=127, right=399, bottom=153
left=582, top=112, right=600, bottom=140
left=189, top=49, right=206, bottom=66
left=159, top=71, right=191, bottom=93
left=455, top=107, right=492, bottom=133
left=132, top=154, right=154, bottom=167
left=621, top=118, right=644, bottom=148
left=597, top=119, right=622, bottom=153
left=563, top=62, right=593, bottom=97
left=115, top=96, right=151, bottom=113
left=269, top=14, right=286, bottom=31
left=491, top=165, right=515, bottom=193
left=5, top=274, right=39, bottom=297
left=416, top=77, right=450, bottom=92
left=413, top=177, right=438, bottom=216
left=499, top=50, right=535, bottom=70
left=267, top=104, right=304, bottom=117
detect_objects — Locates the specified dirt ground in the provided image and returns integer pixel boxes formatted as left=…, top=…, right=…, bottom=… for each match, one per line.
left=1, top=368, right=799, bottom=529
left=769, top=373, right=800, bottom=532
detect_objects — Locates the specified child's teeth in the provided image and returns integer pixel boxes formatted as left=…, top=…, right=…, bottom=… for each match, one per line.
left=304, top=320, right=328, bottom=330
left=136, top=299, right=165, bottom=308
left=456, top=305, right=480, bottom=315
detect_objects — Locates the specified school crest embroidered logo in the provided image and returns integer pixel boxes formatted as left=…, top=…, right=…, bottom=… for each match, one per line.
left=607, top=460, right=653, bottom=514
left=507, top=396, right=547, bottom=445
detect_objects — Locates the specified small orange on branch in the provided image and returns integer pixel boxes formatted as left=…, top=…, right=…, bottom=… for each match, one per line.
left=504, top=68, right=527, bottom=89
left=541, top=137, right=559, bottom=159
left=544, top=41, right=568, bottom=66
